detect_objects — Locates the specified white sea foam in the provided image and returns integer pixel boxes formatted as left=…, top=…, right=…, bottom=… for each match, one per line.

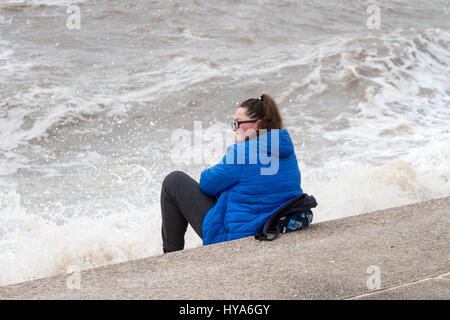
left=0, top=186, right=201, bottom=286
left=0, top=0, right=88, bottom=7
left=303, top=139, right=450, bottom=223
left=0, top=0, right=448, bottom=287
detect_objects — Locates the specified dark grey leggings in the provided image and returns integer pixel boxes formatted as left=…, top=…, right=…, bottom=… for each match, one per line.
left=160, top=170, right=217, bottom=253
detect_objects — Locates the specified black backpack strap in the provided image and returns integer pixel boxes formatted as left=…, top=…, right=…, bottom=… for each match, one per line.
left=254, top=227, right=280, bottom=241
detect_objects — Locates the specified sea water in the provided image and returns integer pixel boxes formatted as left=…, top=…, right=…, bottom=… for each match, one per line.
left=0, top=0, right=449, bottom=286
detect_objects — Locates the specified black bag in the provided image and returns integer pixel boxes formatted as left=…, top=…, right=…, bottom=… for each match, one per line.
left=254, top=193, right=318, bottom=241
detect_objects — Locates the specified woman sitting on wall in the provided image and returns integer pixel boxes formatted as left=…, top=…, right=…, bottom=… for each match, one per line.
left=160, top=94, right=303, bottom=252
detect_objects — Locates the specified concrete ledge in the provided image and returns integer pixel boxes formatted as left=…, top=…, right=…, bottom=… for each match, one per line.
left=1, top=196, right=449, bottom=300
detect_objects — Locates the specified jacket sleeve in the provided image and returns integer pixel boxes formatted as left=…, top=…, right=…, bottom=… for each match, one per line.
left=199, top=144, right=242, bottom=197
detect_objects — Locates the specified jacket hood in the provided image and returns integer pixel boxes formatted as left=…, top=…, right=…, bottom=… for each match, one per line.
left=248, top=129, right=294, bottom=159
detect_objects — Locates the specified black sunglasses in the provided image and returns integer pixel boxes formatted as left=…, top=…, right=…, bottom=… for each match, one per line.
left=231, top=119, right=259, bottom=129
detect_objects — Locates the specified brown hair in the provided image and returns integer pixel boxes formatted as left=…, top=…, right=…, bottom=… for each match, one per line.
left=239, top=94, right=283, bottom=134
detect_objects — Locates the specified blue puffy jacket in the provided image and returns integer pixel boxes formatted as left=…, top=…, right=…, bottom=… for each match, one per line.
left=199, top=129, right=303, bottom=245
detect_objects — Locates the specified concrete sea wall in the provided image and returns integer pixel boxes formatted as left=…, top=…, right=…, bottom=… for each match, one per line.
left=0, top=196, right=449, bottom=299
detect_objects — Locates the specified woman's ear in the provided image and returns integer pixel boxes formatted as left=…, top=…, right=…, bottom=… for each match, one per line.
left=256, top=119, right=263, bottom=129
